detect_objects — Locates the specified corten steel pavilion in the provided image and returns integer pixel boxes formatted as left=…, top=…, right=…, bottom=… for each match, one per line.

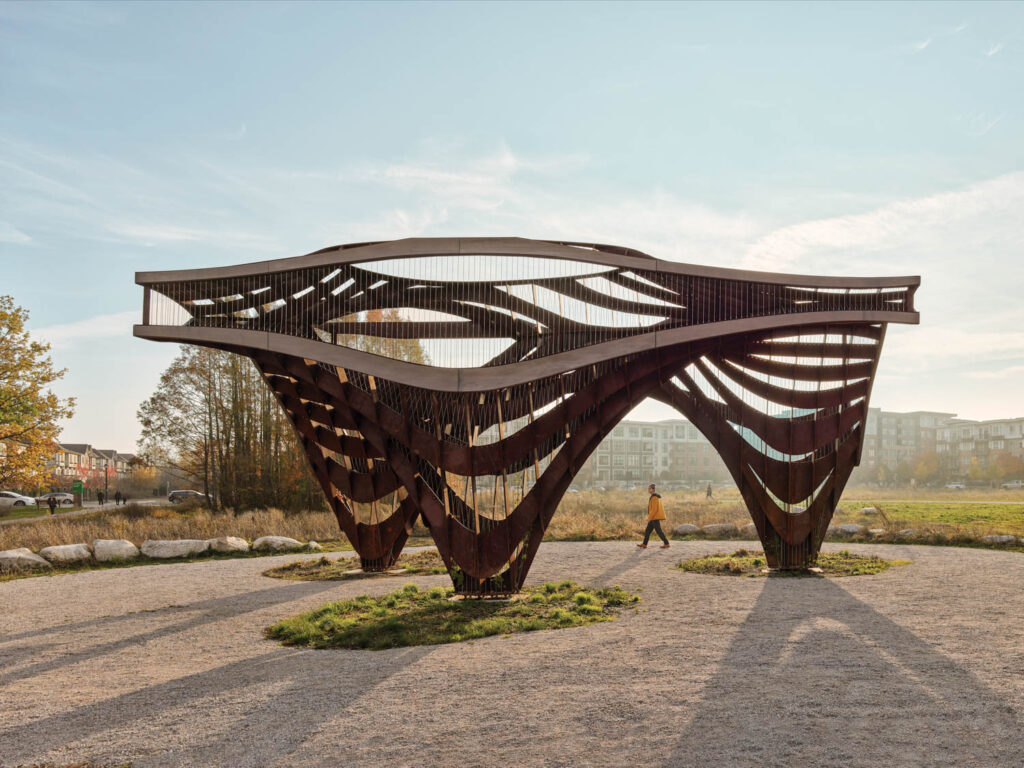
left=135, top=237, right=919, bottom=595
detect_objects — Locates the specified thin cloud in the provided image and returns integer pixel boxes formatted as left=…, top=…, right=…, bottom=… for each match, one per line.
left=965, top=364, right=1024, bottom=380
left=911, top=39, right=931, bottom=54
left=0, top=221, right=31, bottom=244
left=740, top=172, right=1024, bottom=272
left=0, top=134, right=282, bottom=254
left=33, top=310, right=140, bottom=349
left=966, top=113, right=1004, bottom=137
left=986, top=42, right=1004, bottom=57
left=106, top=222, right=280, bottom=251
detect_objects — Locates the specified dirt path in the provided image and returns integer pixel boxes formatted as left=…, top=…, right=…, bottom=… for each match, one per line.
left=1, top=542, right=1022, bottom=768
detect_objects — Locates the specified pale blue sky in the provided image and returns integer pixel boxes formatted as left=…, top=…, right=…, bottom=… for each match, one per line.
left=2, top=1, right=1022, bottom=450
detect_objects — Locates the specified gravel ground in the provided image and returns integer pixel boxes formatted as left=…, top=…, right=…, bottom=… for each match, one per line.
left=1, top=541, right=1022, bottom=768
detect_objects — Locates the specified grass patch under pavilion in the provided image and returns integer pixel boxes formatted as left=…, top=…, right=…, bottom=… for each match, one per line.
left=677, top=548, right=911, bottom=577
left=265, top=580, right=639, bottom=650
left=263, top=549, right=447, bottom=581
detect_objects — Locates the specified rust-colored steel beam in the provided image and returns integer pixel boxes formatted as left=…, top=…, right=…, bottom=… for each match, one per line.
left=135, top=237, right=919, bottom=591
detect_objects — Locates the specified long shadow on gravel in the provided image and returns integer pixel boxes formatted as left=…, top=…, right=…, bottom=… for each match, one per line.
left=662, top=576, right=1024, bottom=768
left=0, top=579, right=347, bottom=686
left=0, top=644, right=434, bottom=766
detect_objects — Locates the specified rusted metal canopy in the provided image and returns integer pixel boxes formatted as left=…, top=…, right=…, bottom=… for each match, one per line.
left=135, top=237, right=919, bottom=592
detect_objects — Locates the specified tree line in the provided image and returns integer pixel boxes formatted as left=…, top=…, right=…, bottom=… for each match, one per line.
left=138, top=309, right=428, bottom=513
left=138, top=346, right=326, bottom=512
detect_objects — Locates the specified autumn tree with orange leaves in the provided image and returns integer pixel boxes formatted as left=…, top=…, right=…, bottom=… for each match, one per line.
left=0, top=296, right=75, bottom=491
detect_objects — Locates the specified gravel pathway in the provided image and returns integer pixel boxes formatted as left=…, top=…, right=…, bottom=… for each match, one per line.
left=1, top=542, right=1022, bottom=768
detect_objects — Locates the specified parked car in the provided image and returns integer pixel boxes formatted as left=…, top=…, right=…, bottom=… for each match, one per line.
left=36, top=492, right=74, bottom=506
left=1001, top=480, right=1024, bottom=490
left=0, top=490, right=37, bottom=508
left=945, top=482, right=966, bottom=490
left=168, top=489, right=209, bottom=503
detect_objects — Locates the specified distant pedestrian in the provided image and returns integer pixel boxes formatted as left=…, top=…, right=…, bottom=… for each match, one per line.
left=637, top=484, right=670, bottom=549
left=97, top=491, right=105, bottom=506
left=122, top=493, right=129, bottom=505
left=114, top=490, right=123, bottom=505
left=706, top=483, right=713, bottom=499
left=47, top=496, right=57, bottom=515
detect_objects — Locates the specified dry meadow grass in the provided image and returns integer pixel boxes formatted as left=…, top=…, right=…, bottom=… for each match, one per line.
left=0, top=504, right=342, bottom=551
left=1, top=488, right=1021, bottom=553
left=545, top=490, right=748, bottom=540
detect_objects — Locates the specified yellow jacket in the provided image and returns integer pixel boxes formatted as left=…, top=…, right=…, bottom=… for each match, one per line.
left=647, top=493, right=666, bottom=521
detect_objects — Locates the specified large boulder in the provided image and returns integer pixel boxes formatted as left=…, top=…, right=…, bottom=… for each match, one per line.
left=826, top=525, right=842, bottom=538
left=0, top=548, right=52, bottom=570
left=141, top=539, right=210, bottom=559
left=860, top=506, right=879, bottom=515
left=839, top=524, right=866, bottom=536
left=39, top=543, right=92, bottom=564
left=868, top=528, right=887, bottom=536
left=93, top=539, right=140, bottom=562
left=252, top=536, right=304, bottom=552
left=306, top=541, right=323, bottom=552
left=702, top=523, right=739, bottom=538
left=979, top=534, right=1016, bottom=545
left=897, top=529, right=918, bottom=538
left=671, top=523, right=699, bottom=536
left=207, top=536, right=250, bottom=554
left=740, top=523, right=758, bottom=538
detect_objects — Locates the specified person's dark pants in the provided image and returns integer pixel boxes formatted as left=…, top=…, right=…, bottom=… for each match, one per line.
left=642, top=519, right=669, bottom=546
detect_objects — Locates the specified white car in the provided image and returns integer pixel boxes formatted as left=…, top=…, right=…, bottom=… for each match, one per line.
left=0, top=490, right=37, bottom=508
left=36, top=492, right=75, bottom=506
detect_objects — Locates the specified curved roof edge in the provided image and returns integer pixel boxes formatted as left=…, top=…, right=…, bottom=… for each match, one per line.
left=134, top=236, right=921, bottom=290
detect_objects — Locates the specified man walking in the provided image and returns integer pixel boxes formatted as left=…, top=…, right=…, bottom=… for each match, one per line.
left=47, top=495, right=57, bottom=515
left=637, top=484, right=670, bottom=549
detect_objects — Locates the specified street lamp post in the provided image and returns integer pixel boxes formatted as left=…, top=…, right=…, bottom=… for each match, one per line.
left=104, top=455, right=109, bottom=504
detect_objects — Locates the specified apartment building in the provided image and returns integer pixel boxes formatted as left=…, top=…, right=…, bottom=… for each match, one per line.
left=581, top=419, right=730, bottom=488
left=579, top=407, right=1024, bottom=489
left=936, top=417, right=1024, bottom=475
left=859, top=409, right=957, bottom=476
left=48, top=444, right=135, bottom=478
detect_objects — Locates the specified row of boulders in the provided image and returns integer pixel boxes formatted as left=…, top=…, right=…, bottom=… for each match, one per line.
left=0, top=535, right=320, bottom=571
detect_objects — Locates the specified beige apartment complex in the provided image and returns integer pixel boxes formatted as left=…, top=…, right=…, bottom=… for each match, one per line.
left=936, top=417, right=1024, bottom=476
left=581, top=419, right=730, bottom=488
left=579, top=408, right=1024, bottom=489
left=859, top=409, right=957, bottom=476
left=48, top=444, right=135, bottom=478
